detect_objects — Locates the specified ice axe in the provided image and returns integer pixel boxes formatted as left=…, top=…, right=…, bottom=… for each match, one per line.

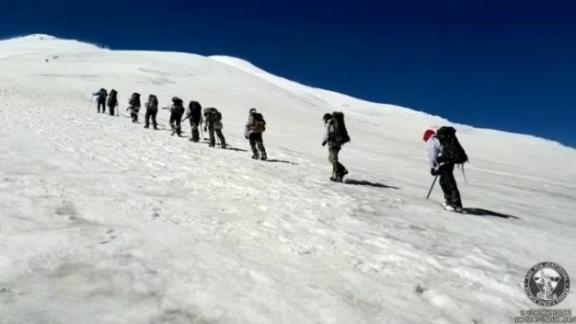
left=426, top=175, right=438, bottom=200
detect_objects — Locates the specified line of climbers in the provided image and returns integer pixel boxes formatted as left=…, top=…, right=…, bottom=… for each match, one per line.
left=93, top=88, right=468, bottom=212
left=93, top=88, right=267, bottom=159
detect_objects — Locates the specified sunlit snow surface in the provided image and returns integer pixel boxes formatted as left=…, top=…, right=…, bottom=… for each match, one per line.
left=0, top=35, right=574, bottom=323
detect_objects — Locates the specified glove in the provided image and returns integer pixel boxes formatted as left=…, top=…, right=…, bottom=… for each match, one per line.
left=322, top=141, right=327, bottom=146
left=430, top=168, right=439, bottom=176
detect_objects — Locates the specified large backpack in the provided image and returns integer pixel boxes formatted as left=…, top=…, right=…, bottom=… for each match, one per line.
left=331, top=111, right=350, bottom=144
left=97, top=89, right=107, bottom=101
left=107, top=90, right=118, bottom=107
left=172, top=104, right=184, bottom=115
left=147, top=95, right=158, bottom=111
left=205, top=108, right=222, bottom=123
left=436, top=126, right=468, bottom=164
left=129, top=93, right=141, bottom=107
left=189, top=101, right=202, bottom=118
left=251, top=113, right=266, bottom=132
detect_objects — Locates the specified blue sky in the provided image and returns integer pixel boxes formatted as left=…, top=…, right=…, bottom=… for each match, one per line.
left=1, top=0, right=574, bottom=147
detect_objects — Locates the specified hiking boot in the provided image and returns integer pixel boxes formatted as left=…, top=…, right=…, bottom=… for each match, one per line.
left=443, top=204, right=455, bottom=212
left=251, top=155, right=259, bottom=160
left=260, top=155, right=267, bottom=161
left=144, top=125, right=149, bottom=129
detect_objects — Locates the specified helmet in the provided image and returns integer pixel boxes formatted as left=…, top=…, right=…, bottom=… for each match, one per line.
left=249, top=108, right=257, bottom=114
left=323, top=113, right=332, bottom=122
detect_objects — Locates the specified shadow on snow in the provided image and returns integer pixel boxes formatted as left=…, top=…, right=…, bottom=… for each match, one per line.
left=344, top=179, right=400, bottom=189
left=462, top=208, right=520, bottom=219
left=266, top=159, right=298, bottom=165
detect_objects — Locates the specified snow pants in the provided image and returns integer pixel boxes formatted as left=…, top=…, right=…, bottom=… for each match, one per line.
left=439, top=163, right=462, bottom=208
left=145, top=110, right=157, bottom=129
left=170, top=113, right=183, bottom=136
left=248, top=132, right=267, bottom=159
left=130, top=110, right=139, bottom=123
left=97, top=100, right=106, bottom=113
left=208, top=125, right=226, bottom=147
left=328, top=147, right=347, bottom=178
left=190, top=121, right=201, bottom=142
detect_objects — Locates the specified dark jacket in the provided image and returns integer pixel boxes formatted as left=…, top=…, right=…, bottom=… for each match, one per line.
left=94, top=89, right=107, bottom=102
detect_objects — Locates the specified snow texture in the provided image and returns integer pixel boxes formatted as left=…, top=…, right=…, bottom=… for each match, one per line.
left=0, top=35, right=575, bottom=323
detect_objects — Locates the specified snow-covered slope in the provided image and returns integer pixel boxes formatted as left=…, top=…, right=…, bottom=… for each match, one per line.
left=0, top=35, right=575, bottom=323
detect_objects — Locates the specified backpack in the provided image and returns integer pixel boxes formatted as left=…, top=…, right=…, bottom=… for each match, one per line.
left=331, top=111, right=350, bottom=144
left=107, top=91, right=117, bottom=107
left=189, top=101, right=202, bottom=122
left=172, top=103, right=185, bottom=115
left=147, top=96, right=158, bottom=111
left=97, top=89, right=107, bottom=101
left=436, top=126, right=468, bottom=164
left=251, top=113, right=266, bottom=132
left=205, top=108, right=222, bottom=123
left=129, top=93, right=141, bottom=107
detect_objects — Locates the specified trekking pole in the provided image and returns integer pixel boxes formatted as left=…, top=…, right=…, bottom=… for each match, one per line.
left=460, top=164, right=469, bottom=184
left=426, top=175, right=439, bottom=200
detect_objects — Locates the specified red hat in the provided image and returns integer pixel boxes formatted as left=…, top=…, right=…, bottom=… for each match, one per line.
left=422, top=129, right=436, bottom=142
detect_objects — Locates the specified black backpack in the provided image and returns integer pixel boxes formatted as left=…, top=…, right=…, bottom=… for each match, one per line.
left=130, top=93, right=141, bottom=107
left=332, top=111, right=350, bottom=144
left=205, top=108, right=222, bottom=123
left=107, top=91, right=117, bottom=106
left=436, top=126, right=468, bottom=164
left=189, top=101, right=202, bottom=121
left=173, top=104, right=184, bottom=115
left=252, top=113, right=266, bottom=132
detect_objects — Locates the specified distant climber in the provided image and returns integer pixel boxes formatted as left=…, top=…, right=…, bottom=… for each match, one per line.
left=107, top=89, right=118, bottom=116
left=168, top=97, right=185, bottom=136
left=127, top=93, right=141, bottom=123
left=93, top=88, right=107, bottom=114
left=245, top=108, right=267, bottom=160
left=184, top=100, right=203, bottom=142
left=424, top=127, right=467, bottom=212
left=203, top=107, right=226, bottom=148
left=322, top=112, right=350, bottom=182
left=144, top=94, right=159, bottom=129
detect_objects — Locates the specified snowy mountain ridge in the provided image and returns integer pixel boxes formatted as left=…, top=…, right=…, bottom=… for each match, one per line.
left=2, top=34, right=573, bottom=149
left=0, top=34, right=574, bottom=323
